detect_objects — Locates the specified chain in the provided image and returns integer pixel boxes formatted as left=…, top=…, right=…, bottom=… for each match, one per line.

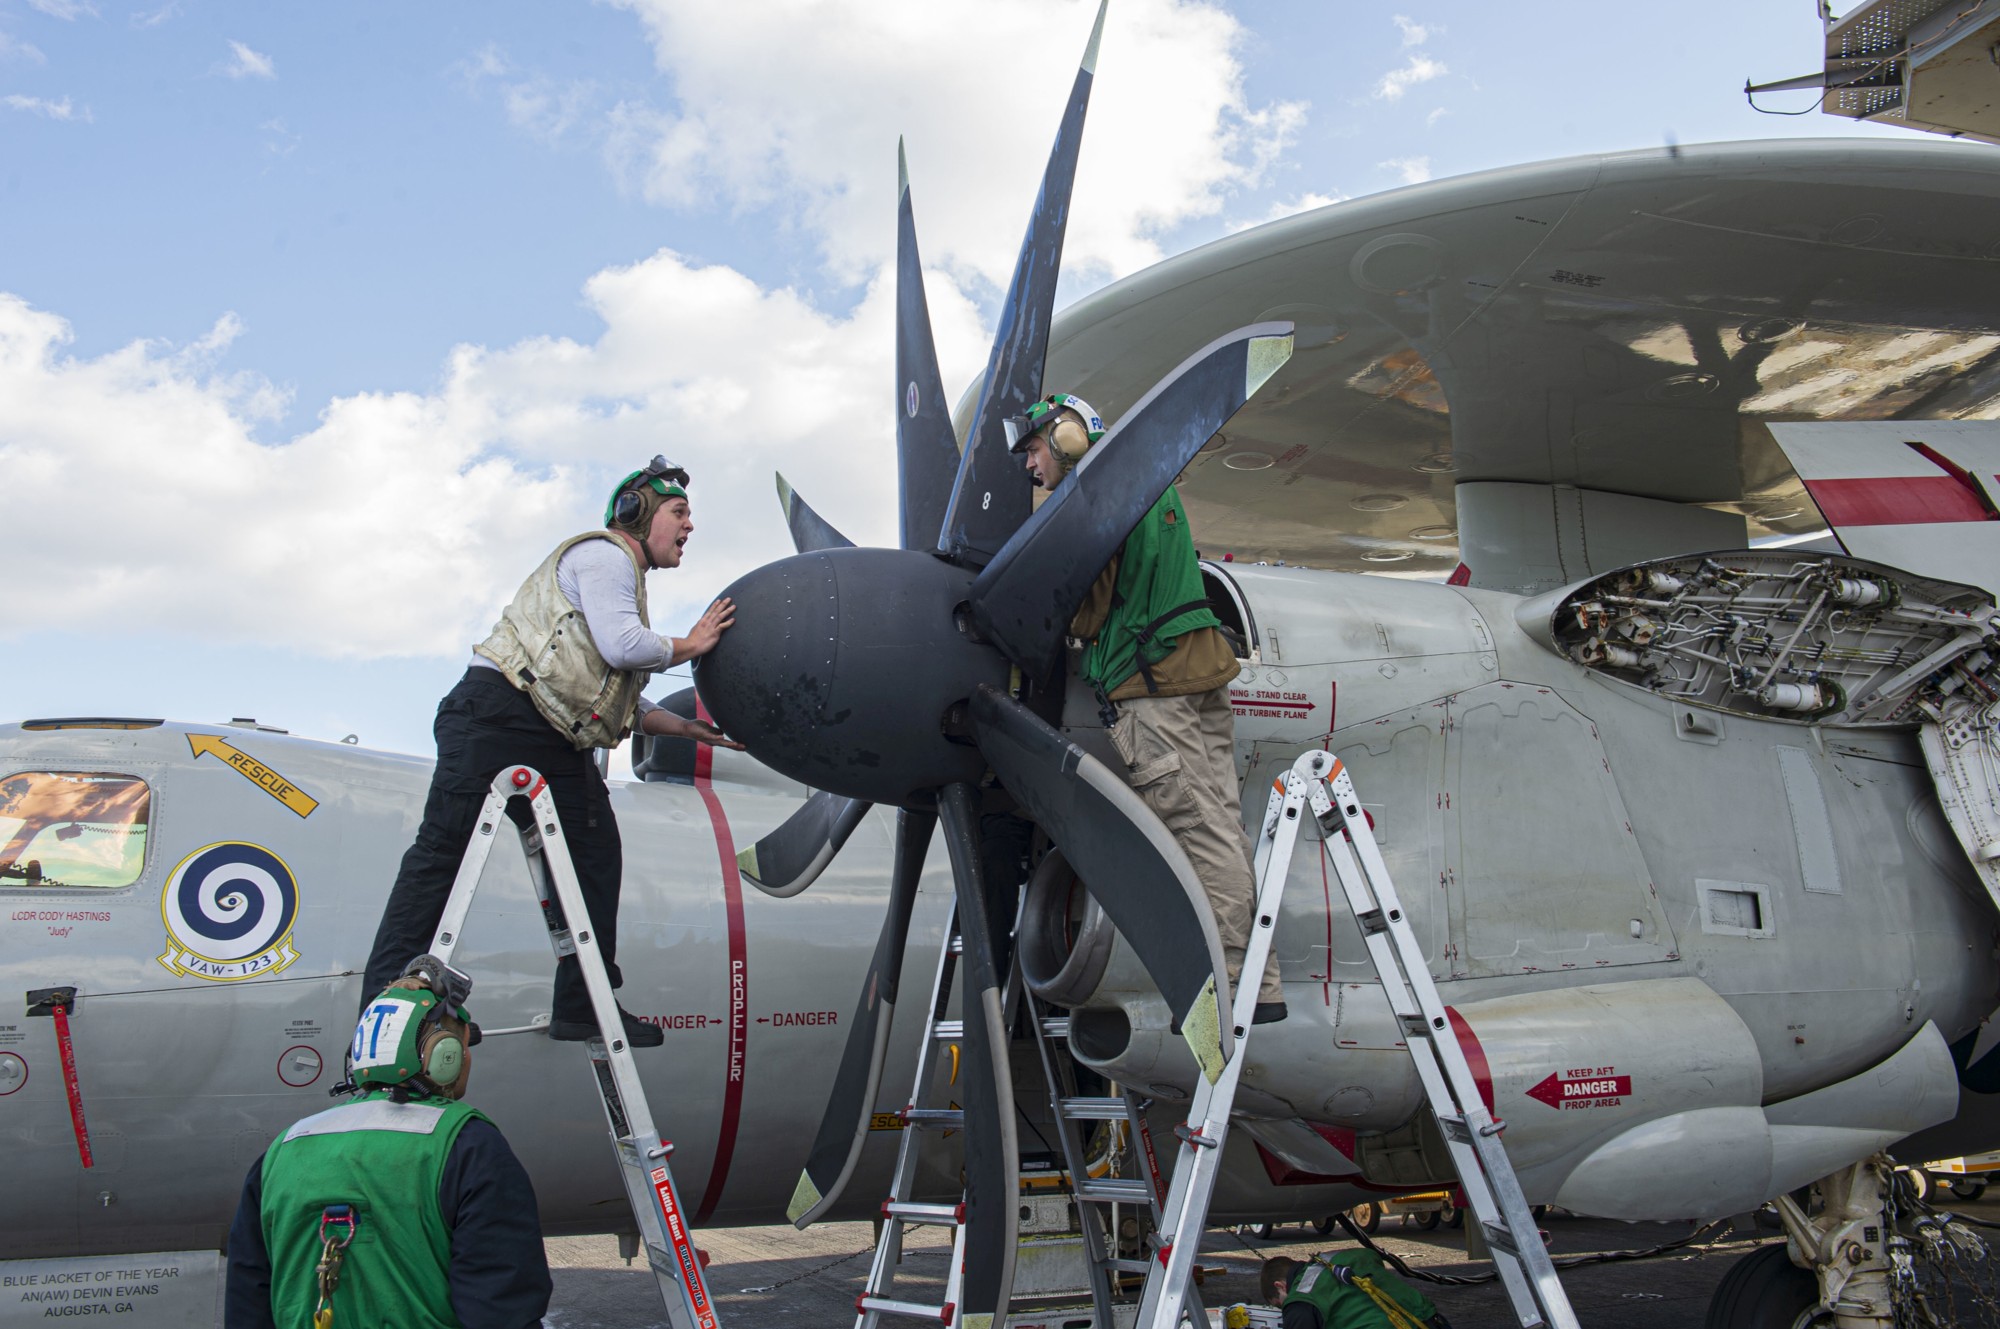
left=735, top=1243, right=876, bottom=1295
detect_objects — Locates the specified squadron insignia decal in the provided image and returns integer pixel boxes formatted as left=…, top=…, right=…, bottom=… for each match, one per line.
left=157, top=841, right=301, bottom=982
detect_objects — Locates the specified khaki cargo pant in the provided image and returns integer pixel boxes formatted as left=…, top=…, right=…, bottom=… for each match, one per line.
left=1109, top=686, right=1285, bottom=1005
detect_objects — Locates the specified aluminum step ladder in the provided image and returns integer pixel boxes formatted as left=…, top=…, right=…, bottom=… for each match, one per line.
left=1127, top=749, right=1301, bottom=1328
left=853, top=906, right=971, bottom=1328
left=425, top=763, right=724, bottom=1329
left=1133, top=748, right=1579, bottom=1328
left=1021, top=987, right=1199, bottom=1326
left=1279, top=749, right=1579, bottom=1329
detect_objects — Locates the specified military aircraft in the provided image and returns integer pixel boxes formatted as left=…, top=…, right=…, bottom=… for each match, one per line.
left=6, top=7, right=2000, bottom=1329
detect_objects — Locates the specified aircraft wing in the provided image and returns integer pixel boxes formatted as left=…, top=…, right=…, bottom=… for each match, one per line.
left=994, top=138, right=2000, bottom=592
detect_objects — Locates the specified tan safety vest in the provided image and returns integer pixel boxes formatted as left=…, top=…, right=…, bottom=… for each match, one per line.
left=473, top=532, right=652, bottom=751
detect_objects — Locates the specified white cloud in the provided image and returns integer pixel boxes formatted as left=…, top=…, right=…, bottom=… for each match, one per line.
left=3, top=93, right=85, bottom=120
left=1379, top=155, right=1431, bottom=184
left=223, top=39, right=274, bottom=80
left=0, top=248, right=994, bottom=657
left=259, top=117, right=299, bottom=158
left=1393, top=15, right=1434, bottom=46
left=129, top=3, right=178, bottom=28
left=596, top=0, right=1306, bottom=289
left=0, top=32, right=47, bottom=62
left=24, top=0, right=95, bottom=18
left=1374, top=53, right=1446, bottom=101
left=456, top=45, right=603, bottom=147
left=1426, top=106, right=1449, bottom=128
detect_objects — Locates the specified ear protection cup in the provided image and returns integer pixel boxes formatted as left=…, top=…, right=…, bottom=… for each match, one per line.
left=1046, top=416, right=1093, bottom=469
left=611, top=484, right=648, bottom=530
left=416, top=1018, right=469, bottom=1097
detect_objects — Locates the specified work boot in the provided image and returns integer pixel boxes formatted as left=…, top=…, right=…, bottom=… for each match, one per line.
left=548, top=1003, right=665, bottom=1047
left=1252, top=1001, right=1289, bottom=1025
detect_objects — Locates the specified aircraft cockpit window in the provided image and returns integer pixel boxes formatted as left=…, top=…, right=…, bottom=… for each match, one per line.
left=0, top=772, right=151, bottom=890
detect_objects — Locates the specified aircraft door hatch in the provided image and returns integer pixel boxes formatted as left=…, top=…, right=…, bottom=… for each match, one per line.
left=1198, top=560, right=1257, bottom=661
left=1443, top=682, right=1677, bottom=977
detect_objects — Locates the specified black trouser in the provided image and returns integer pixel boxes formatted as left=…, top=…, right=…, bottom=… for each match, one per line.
left=362, top=668, right=625, bottom=1022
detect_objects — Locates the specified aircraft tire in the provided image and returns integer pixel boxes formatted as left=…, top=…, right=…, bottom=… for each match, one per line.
left=1703, top=1244, right=1819, bottom=1329
left=1255, top=1222, right=1276, bottom=1240
left=1351, top=1202, right=1381, bottom=1235
left=1314, top=1216, right=1338, bottom=1236
left=1414, top=1209, right=1441, bottom=1231
left=1950, top=1178, right=1988, bottom=1201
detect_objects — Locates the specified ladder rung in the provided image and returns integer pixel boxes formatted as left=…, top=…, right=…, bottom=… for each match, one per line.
left=1058, top=1096, right=1128, bottom=1121
left=882, top=1200, right=963, bottom=1226
left=1357, top=908, right=1388, bottom=934
left=931, top=1020, right=964, bottom=1040
left=855, top=1294, right=954, bottom=1323
left=1075, top=1177, right=1154, bottom=1204
left=901, top=1108, right=964, bottom=1129
left=1481, top=1221, right=1520, bottom=1256
left=1040, top=1017, right=1070, bottom=1038
left=949, top=935, right=964, bottom=955
left=1105, top=1257, right=1153, bottom=1274
left=1437, top=1114, right=1471, bottom=1144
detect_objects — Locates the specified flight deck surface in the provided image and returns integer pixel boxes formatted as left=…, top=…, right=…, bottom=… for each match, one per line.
left=542, top=1195, right=2000, bottom=1327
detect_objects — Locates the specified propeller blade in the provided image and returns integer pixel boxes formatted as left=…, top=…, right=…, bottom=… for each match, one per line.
left=788, top=809, right=936, bottom=1227
left=936, top=782, right=1019, bottom=1324
left=936, top=0, right=1107, bottom=568
left=775, top=473, right=856, bottom=554
left=969, top=683, right=1232, bottom=1080
left=969, top=322, right=1295, bottom=682
left=895, top=140, right=961, bottom=554
left=737, top=789, right=872, bottom=899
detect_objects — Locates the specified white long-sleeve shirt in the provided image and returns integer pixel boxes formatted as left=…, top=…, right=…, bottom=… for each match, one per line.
left=471, top=538, right=672, bottom=714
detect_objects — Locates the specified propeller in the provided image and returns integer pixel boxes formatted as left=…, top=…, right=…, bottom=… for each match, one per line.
left=736, top=790, right=870, bottom=898
left=934, top=3, right=1105, bottom=568
left=694, top=3, right=1293, bottom=1318
left=787, top=808, right=934, bottom=1224
left=775, top=473, right=856, bottom=555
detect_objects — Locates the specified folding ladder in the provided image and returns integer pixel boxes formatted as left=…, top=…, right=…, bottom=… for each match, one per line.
left=1265, top=750, right=1579, bottom=1329
left=1020, top=986, right=1199, bottom=1325
left=1130, top=748, right=1579, bottom=1328
left=425, top=763, right=724, bottom=1329
left=853, top=907, right=970, bottom=1328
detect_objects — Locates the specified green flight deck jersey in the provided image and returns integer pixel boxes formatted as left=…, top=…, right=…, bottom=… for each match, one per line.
left=1075, top=486, right=1236, bottom=701
left=259, top=1090, right=491, bottom=1329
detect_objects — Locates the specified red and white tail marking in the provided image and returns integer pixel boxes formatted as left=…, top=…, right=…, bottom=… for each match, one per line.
left=1770, top=422, right=2000, bottom=597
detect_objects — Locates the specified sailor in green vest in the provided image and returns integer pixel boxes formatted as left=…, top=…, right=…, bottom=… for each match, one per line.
left=361, top=457, right=743, bottom=1047
left=1260, top=1252, right=1452, bottom=1329
left=1013, top=394, right=1286, bottom=1023
left=226, top=962, right=553, bottom=1329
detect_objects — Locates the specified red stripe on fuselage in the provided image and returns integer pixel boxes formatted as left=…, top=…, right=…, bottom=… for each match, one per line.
left=1805, top=475, right=1992, bottom=526
left=691, top=698, right=748, bottom=1225
left=1444, top=1007, right=1495, bottom=1115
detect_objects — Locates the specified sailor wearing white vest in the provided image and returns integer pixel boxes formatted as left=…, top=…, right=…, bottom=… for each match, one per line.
left=361, top=458, right=741, bottom=1048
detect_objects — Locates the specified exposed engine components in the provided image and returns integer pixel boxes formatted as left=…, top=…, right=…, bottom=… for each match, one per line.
left=1534, top=552, right=2000, bottom=727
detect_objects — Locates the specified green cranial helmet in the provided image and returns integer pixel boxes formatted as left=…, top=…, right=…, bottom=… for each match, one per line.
left=349, top=963, right=475, bottom=1098
left=1004, top=393, right=1105, bottom=469
left=605, top=456, right=693, bottom=530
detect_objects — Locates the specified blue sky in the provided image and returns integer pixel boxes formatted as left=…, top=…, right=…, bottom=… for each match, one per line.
left=0, top=0, right=1907, bottom=761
